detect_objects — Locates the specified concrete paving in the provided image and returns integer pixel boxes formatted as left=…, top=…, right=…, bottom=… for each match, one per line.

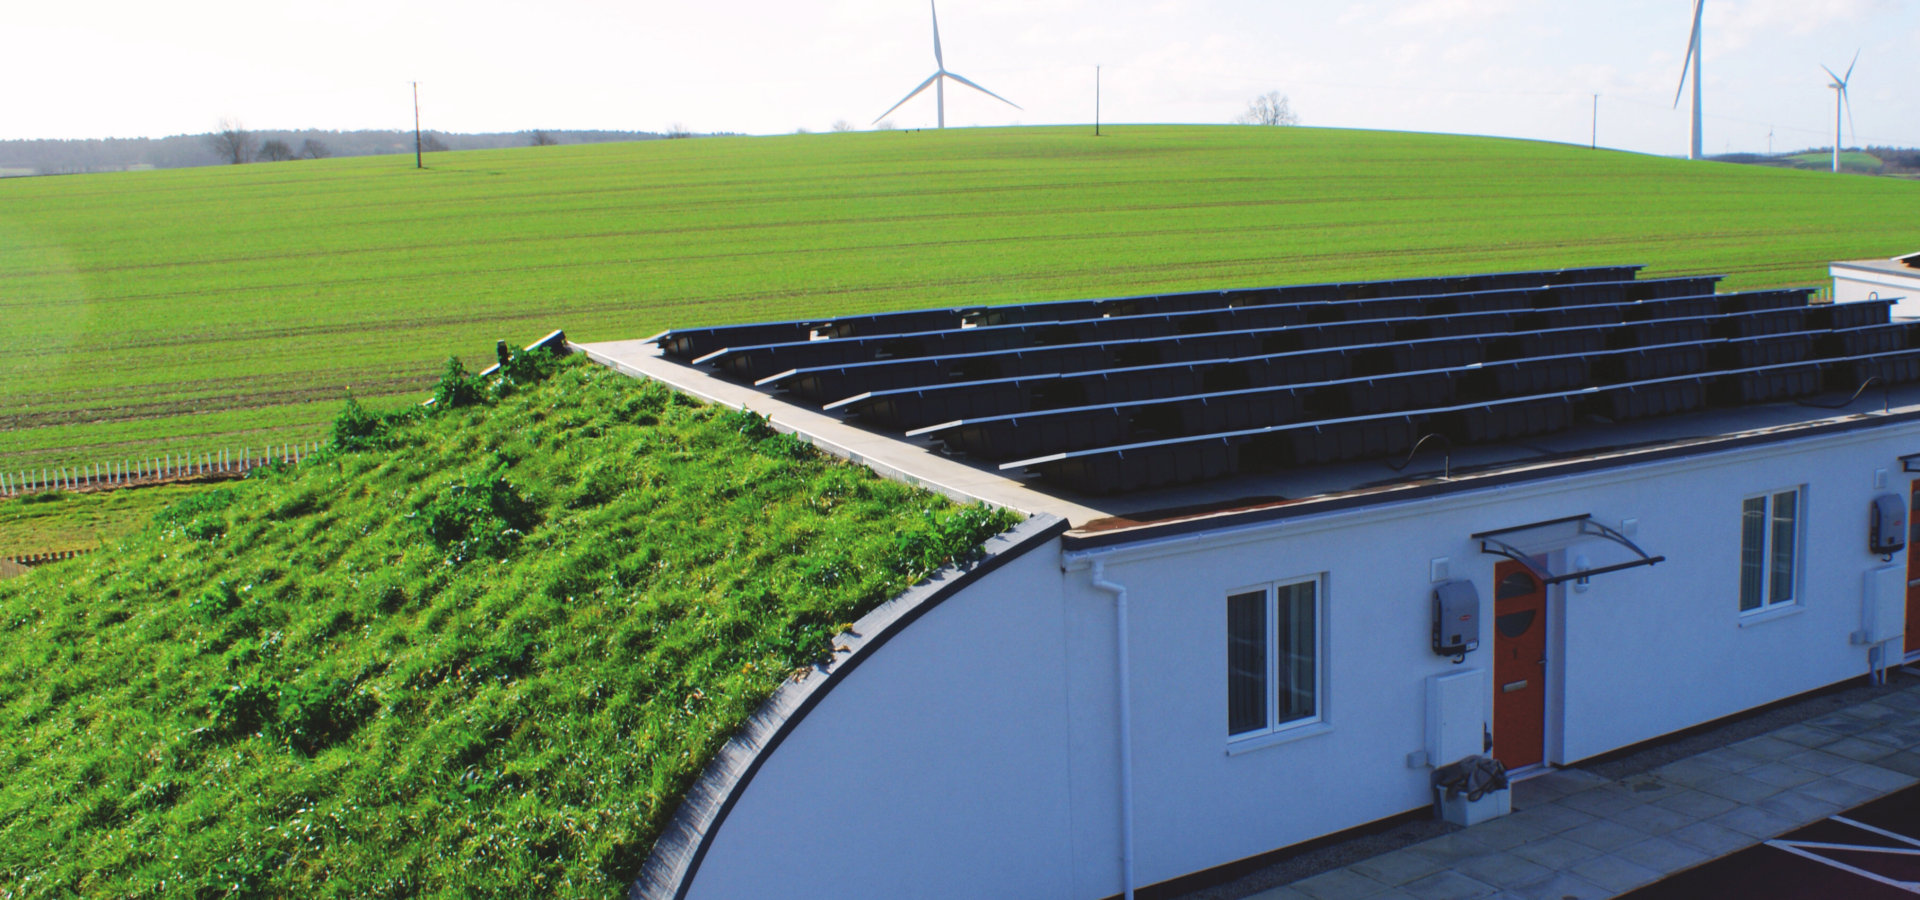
left=1233, top=673, right=1920, bottom=900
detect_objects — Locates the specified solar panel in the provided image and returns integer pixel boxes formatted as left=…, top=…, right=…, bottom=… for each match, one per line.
left=654, top=265, right=1651, bottom=361
left=699, top=276, right=1709, bottom=382
left=993, top=350, right=1908, bottom=493
left=650, top=267, right=1883, bottom=494
left=773, top=286, right=1796, bottom=405
left=903, top=339, right=1728, bottom=460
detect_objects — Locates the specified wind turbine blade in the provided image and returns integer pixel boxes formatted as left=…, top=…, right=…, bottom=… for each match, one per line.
left=1673, top=0, right=1703, bottom=108
left=873, top=72, right=942, bottom=124
left=1844, top=49, right=1858, bottom=83
left=931, top=0, right=944, bottom=69
left=1821, top=63, right=1841, bottom=84
left=1671, top=49, right=1693, bottom=108
left=942, top=70, right=1023, bottom=110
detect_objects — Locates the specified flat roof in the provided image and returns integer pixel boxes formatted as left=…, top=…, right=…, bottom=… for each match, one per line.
left=1833, top=256, right=1920, bottom=281
left=583, top=266, right=1920, bottom=545
left=577, top=337, right=1920, bottom=546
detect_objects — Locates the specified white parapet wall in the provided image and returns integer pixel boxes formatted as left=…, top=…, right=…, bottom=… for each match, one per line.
left=1833, top=256, right=1920, bottom=318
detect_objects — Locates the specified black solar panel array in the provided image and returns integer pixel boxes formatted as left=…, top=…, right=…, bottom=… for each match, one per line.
left=653, top=267, right=1918, bottom=494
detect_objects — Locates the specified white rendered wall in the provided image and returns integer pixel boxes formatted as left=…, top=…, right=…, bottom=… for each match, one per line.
left=684, top=421, right=1920, bottom=898
left=685, top=543, right=1075, bottom=900
left=1067, top=420, right=1920, bottom=891
left=1832, top=264, right=1920, bottom=318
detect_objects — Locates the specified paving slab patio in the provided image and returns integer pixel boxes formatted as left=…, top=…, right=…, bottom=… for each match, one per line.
left=1196, top=670, right=1920, bottom=900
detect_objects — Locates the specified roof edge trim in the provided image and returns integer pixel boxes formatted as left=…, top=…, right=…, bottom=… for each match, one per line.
left=629, top=512, right=1070, bottom=900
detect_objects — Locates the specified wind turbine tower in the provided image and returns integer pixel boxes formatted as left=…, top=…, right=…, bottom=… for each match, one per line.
left=1672, top=0, right=1705, bottom=160
left=874, top=1, right=1020, bottom=129
left=1824, top=52, right=1859, bottom=173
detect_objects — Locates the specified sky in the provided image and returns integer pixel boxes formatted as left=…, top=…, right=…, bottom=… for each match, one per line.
left=8, top=0, right=1917, bottom=157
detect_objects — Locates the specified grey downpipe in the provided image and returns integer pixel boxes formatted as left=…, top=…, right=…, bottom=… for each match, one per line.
left=1090, top=559, right=1135, bottom=900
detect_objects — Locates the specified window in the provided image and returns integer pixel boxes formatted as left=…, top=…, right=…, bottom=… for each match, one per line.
left=1227, top=577, right=1321, bottom=738
left=1740, top=488, right=1800, bottom=612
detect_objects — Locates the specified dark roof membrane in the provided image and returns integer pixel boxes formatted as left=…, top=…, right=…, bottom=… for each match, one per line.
left=652, top=268, right=1916, bottom=495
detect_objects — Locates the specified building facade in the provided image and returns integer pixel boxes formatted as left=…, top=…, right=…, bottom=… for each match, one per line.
left=597, top=266, right=1920, bottom=898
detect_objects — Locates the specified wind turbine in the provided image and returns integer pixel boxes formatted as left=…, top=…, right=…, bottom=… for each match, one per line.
left=1823, top=52, right=1859, bottom=173
left=873, top=0, right=1020, bottom=129
left=1672, top=0, right=1705, bottom=160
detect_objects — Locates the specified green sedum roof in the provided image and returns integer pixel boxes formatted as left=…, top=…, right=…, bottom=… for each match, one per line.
left=0, top=353, right=1017, bottom=898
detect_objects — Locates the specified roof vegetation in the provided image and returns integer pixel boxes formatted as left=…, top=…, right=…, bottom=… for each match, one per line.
left=0, top=352, right=1017, bottom=897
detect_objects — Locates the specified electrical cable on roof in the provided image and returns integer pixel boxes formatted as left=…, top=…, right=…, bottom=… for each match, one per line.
left=1387, top=432, right=1452, bottom=479
left=1796, top=376, right=1888, bottom=413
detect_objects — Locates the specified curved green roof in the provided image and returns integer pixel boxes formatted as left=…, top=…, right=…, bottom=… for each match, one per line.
left=0, top=355, right=1016, bottom=897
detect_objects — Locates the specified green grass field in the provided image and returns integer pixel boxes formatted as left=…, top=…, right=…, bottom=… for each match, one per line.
left=3, top=125, right=1918, bottom=478
left=0, top=483, right=216, bottom=558
left=1786, top=149, right=1884, bottom=173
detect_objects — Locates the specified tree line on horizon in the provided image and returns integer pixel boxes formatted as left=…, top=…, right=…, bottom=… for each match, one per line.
left=0, top=126, right=690, bottom=177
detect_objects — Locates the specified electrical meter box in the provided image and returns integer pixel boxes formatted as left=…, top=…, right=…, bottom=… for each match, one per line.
left=1871, top=493, right=1906, bottom=556
left=1432, top=580, right=1481, bottom=657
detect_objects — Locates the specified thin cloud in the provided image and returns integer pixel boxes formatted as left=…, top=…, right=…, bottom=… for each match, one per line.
left=1387, top=0, right=1523, bottom=27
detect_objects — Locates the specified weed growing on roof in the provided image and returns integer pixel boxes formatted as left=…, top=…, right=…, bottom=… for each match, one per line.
left=0, top=354, right=1018, bottom=897
left=330, top=390, right=427, bottom=453
left=432, top=357, right=488, bottom=410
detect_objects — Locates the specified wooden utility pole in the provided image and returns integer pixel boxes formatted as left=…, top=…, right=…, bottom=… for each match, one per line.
left=413, top=81, right=423, bottom=169
left=1095, top=66, right=1102, bottom=137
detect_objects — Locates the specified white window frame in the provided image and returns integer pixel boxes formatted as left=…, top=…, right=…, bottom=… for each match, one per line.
left=1226, top=574, right=1325, bottom=743
left=1738, top=486, right=1803, bottom=615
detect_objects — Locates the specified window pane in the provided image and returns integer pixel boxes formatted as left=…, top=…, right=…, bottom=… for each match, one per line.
left=1275, top=581, right=1317, bottom=724
left=1227, top=590, right=1267, bottom=735
left=1769, top=490, right=1797, bottom=606
left=1739, top=496, right=1766, bottom=611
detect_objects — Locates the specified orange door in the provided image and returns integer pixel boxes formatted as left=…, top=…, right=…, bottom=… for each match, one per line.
left=1906, top=481, right=1920, bottom=656
left=1492, top=561, right=1547, bottom=769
